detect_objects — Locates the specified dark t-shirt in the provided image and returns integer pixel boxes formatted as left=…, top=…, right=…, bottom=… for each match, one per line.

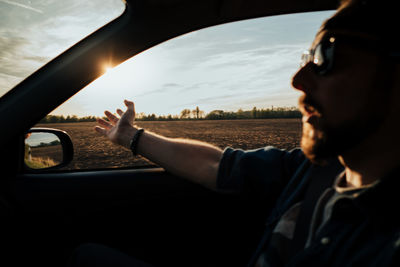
left=217, top=146, right=400, bottom=266
left=217, top=146, right=309, bottom=266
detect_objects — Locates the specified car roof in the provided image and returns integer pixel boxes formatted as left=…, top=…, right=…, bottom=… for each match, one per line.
left=0, top=0, right=339, bottom=147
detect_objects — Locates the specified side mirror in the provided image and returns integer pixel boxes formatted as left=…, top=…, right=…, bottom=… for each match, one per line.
left=24, top=128, right=74, bottom=171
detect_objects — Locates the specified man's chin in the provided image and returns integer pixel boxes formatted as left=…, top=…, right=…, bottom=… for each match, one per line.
left=301, top=123, right=333, bottom=165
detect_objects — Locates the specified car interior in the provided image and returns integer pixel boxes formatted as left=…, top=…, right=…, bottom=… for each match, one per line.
left=0, top=0, right=339, bottom=266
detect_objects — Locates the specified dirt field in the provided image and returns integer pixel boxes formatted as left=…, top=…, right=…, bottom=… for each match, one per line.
left=30, top=145, right=63, bottom=164
left=37, top=119, right=302, bottom=170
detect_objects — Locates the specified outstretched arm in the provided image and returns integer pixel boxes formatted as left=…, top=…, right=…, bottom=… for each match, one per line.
left=95, top=100, right=223, bottom=191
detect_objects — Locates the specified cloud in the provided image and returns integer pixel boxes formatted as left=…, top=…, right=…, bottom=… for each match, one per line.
left=183, top=93, right=241, bottom=106
left=23, top=55, right=50, bottom=63
left=178, top=81, right=223, bottom=93
left=200, top=43, right=305, bottom=69
left=135, top=83, right=183, bottom=97
left=0, top=72, right=23, bottom=95
left=154, top=11, right=329, bottom=76
left=0, top=0, right=43, bottom=13
left=163, top=83, right=181, bottom=88
left=135, top=88, right=167, bottom=97
left=230, top=90, right=302, bottom=109
left=0, top=0, right=125, bottom=95
left=0, top=31, right=35, bottom=77
left=0, top=27, right=54, bottom=81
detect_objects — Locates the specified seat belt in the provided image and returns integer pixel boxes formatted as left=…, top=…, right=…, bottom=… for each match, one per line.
left=288, top=159, right=343, bottom=258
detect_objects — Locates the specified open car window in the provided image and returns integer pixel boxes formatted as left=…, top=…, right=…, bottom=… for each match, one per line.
left=31, top=11, right=334, bottom=171
left=0, top=0, right=125, bottom=97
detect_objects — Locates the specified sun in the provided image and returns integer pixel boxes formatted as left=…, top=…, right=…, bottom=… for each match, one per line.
left=104, top=65, right=113, bottom=73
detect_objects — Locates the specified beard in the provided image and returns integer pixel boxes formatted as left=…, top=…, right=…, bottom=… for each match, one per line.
left=299, top=95, right=387, bottom=165
left=301, top=119, right=363, bottom=165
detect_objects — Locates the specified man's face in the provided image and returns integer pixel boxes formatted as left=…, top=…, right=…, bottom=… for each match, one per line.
left=292, top=29, right=391, bottom=164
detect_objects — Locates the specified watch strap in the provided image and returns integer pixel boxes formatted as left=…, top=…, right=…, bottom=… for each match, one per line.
left=129, top=128, right=144, bottom=156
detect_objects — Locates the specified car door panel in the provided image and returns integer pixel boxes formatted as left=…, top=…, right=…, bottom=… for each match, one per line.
left=10, top=168, right=266, bottom=267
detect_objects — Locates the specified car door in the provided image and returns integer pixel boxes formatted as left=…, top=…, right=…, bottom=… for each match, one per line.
left=0, top=1, right=337, bottom=266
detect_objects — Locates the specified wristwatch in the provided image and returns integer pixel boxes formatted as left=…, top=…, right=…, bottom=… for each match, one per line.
left=129, top=128, right=144, bottom=156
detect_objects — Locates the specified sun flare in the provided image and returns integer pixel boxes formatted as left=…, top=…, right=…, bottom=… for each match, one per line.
left=104, top=65, right=113, bottom=73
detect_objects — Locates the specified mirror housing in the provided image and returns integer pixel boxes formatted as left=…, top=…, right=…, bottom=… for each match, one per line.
left=24, top=128, right=74, bottom=171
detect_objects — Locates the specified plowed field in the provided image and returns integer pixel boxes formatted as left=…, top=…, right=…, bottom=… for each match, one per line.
left=37, top=119, right=302, bottom=170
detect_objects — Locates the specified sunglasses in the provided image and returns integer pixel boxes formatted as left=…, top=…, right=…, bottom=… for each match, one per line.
left=300, top=36, right=336, bottom=75
left=300, top=34, right=400, bottom=75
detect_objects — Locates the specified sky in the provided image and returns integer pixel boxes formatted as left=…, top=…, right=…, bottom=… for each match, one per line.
left=0, top=0, right=334, bottom=117
left=0, top=0, right=124, bottom=96
left=26, top=132, right=59, bottom=147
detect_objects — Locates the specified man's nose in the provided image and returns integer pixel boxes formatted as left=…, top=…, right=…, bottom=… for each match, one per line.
left=291, top=62, right=316, bottom=93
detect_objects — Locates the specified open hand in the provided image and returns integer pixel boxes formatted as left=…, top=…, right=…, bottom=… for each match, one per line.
left=94, top=100, right=137, bottom=148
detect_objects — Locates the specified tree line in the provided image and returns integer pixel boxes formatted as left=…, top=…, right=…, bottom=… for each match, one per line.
left=138, top=106, right=301, bottom=120
left=204, top=106, right=301, bottom=120
left=39, top=115, right=97, bottom=123
left=39, top=106, right=301, bottom=123
left=32, top=140, right=61, bottom=148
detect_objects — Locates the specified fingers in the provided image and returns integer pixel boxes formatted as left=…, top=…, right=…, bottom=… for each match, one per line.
left=123, top=99, right=136, bottom=122
left=124, top=99, right=135, bottom=116
left=105, top=110, right=119, bottom=124
left=124, top=99, right=135, bottom=111
left=95, top=100, right=136, bottom=138
left=94, top=126, right=107, bottom=135
left=97, top=118, right=113, bottom=130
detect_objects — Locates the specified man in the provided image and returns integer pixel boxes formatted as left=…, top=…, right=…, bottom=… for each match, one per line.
left=89, top=0, right=400, bottom=265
